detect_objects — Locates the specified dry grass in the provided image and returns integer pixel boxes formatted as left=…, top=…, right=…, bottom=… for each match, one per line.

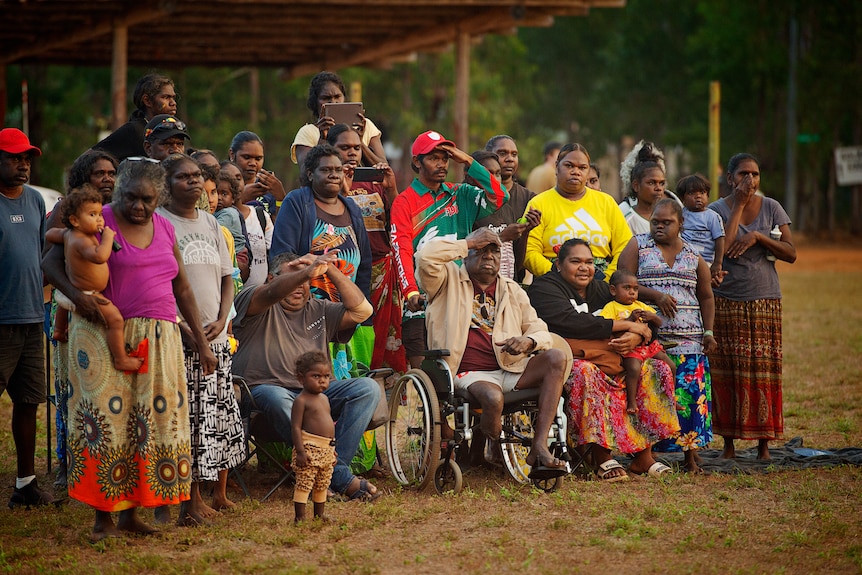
left=1, top=242, right=861, bottom=575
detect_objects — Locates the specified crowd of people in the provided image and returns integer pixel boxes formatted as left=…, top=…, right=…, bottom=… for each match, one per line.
left=0, top=70, right=797, bottom=540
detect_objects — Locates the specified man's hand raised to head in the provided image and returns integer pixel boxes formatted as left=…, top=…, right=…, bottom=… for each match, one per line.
left=288, top=250, right=341, bottom=279
left=465, top=228, right=502, bottom=252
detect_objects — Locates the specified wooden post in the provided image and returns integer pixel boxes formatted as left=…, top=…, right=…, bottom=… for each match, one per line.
left=454, top=30, right=470, bottom=181
left=0, top=65, right=6, bottom=127
left=111, top=23, right=128, bottom=130
left=250, top=68, right=260, bottom=130
left=708, top=81, right=721, bottom=201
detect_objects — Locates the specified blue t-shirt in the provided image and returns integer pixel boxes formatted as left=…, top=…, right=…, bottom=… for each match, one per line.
left=0, top=185, right=46, bottom=324
left=681, top=208, right=725, bottom=264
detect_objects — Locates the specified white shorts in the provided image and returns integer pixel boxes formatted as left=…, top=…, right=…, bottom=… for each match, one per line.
left=454, top=369, right=522, bottom=393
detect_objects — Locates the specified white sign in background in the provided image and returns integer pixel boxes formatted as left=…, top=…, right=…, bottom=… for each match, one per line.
left=835, top=146, right=862, bottom=186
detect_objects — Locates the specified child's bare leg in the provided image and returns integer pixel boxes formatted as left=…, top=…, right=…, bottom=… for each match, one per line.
left=212, top=469, right=236, bottom=511
left=622, top=357, right=641, bottom=414
left=53, top=310, right=69, bottom=342
left=655, top=351, right=677, bottom=378
left=757, top=439, right=771, bottom=460
left=294, top=502, right=307, bottom=523
left=102, top=302, right=144, bottom=372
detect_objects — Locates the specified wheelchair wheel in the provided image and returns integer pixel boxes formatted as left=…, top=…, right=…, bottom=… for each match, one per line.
left=433, top=458, right=463, bottom=495
left=500, top=410, right=534, bottom=485
left=386, top=369, right=440, bottom=490
left=532, top=474, right=563, bottom=493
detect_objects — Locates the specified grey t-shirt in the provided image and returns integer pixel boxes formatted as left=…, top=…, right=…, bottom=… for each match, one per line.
left=157, top=207, right=232, bottom=344
left=0, top=185, right=45, bottom=324
left=232, top=286, right=346, bottom=390
left=709, top=196, right=791, bottom=301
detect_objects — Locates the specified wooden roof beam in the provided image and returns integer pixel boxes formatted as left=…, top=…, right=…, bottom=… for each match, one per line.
left=1, top=4, right=171, bottom=65
left=283, top=8, right=555, bottom=79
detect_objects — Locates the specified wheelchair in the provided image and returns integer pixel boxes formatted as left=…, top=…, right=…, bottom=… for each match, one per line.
left=385, top=336, right=573, bottom=494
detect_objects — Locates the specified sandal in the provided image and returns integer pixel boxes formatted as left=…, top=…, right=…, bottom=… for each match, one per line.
left=595, top=459, right=629, bottom=483
left=525, top=452, right=568, bottom=480
left=346, top=479, right=381, bottom=503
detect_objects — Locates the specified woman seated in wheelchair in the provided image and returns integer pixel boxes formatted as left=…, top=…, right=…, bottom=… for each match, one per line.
left=415, top=228, right=568, bottom=478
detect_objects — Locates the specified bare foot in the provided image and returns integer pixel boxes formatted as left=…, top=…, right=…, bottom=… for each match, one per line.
left=52, top=329, right=68, bottom=343
left=757, top=440, right=771, bottom=460
left=176, top=506, right=206, bottom=527
left=195, top=497, right=221, bottom=519
left=90, top=511, right=121, bottom=543
left=114, top=355, right=145, bottom=373
left=117, top=510, right=158, bottom=535
left=153, top=505, right=172, bottom=524
left=212, top=496, right=236, bottom=512
left=626, top=404, right=638, bottom=415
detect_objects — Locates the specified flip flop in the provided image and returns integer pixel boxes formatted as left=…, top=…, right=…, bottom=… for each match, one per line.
left=640, top=461, right=672, bottom=477
left=595, top=459, right=629, bottom=483
left=347, top=479, right=381, bottom=503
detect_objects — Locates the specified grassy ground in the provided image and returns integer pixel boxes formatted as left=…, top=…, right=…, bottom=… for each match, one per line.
left=1, top=242, right=861, bottom=575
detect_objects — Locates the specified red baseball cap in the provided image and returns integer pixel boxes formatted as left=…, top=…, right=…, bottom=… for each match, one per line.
left=411, top=130, right=455, bottom=157
left=0, top=128, right=42, bottom=156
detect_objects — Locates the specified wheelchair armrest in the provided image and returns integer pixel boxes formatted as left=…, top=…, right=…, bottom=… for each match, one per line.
left=364, top=367, right=394, bottom=380
left=232, top=375, right=261, bottom=413
left=422, top=349, right=450, bottom=359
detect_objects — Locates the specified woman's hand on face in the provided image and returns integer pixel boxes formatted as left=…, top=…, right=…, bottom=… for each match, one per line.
left=609, top=331, right=644, bottom=355
left=702, top=334, right=717, bottom=355
left=733, top=174, right=756, bottom=204
left=725, top=231, right=759, bottom=259
left=655, top=292, right=678, bottom=318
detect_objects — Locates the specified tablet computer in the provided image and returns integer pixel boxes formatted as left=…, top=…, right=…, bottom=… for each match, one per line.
left=322, top=102, right=364, bottom=126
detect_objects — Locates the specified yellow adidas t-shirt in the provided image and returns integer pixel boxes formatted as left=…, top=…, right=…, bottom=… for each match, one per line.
left=524, top=188, right=632, bottom=280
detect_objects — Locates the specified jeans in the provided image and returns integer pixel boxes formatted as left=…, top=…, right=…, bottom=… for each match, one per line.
left=250, top=377, right=379, bottom=494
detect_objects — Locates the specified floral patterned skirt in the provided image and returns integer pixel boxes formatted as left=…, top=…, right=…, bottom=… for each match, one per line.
left=654, top=353, right=713, bottom=452
left=66, top=315, right=191, bottom=512
left=564, top=358, right=679, bottom=454
left=370, top=252, right=406, bottom=372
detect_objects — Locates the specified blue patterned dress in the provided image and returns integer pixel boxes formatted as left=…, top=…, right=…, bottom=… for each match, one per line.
left=634, top=234, right=712, bottom=452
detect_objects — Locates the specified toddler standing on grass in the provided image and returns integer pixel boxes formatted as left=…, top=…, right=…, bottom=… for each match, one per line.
left=47, top=184, right=143, bottom=372
left=599, top=270, right=676, bottom=414
left=677, top=174, right=726, bottom=285
left=291, top=351, right=337, bottom=523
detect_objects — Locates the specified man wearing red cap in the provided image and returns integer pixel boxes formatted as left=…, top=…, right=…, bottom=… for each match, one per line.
left=390, top=130, right=508, bottom=368
left=0, top=128, right=56, bottom=508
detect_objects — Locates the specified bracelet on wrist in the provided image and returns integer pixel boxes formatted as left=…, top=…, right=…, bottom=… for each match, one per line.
left=703, top=330, right=714, bottom=337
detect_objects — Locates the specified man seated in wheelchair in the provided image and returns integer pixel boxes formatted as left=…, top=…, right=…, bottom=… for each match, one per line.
left=231, top=250, right=382, bottom=502
left=415, top=227, right=568, bottom=475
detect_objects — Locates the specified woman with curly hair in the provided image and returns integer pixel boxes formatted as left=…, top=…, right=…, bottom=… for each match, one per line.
left=618, top=140, right=682, bottom=235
